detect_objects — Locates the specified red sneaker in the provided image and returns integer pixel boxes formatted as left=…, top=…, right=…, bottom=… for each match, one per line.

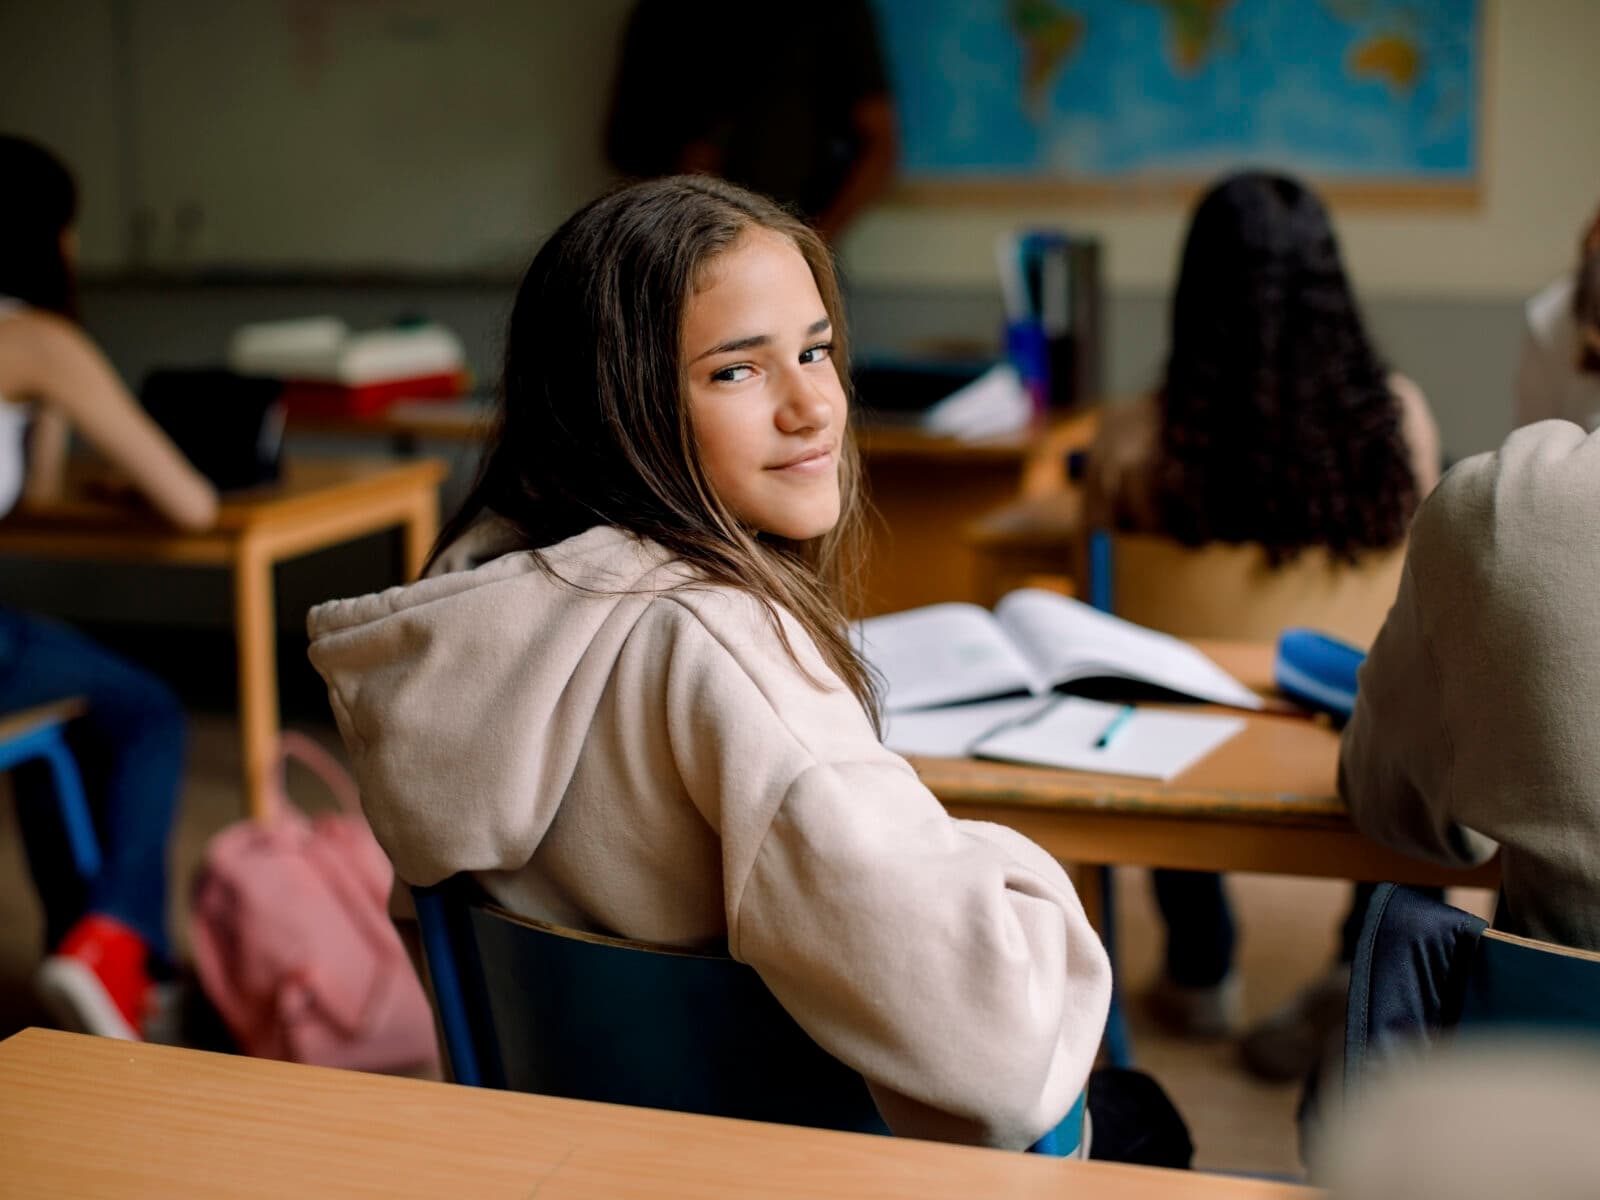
left=35, top=914, right=152, bottom=1041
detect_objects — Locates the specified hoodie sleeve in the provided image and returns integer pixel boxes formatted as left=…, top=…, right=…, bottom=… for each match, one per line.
left=649, top=591, right=1111, bottom=1151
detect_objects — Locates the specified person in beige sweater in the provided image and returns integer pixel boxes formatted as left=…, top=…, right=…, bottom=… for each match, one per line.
left=1342, top=419, right=1600, bottom=951
left=308, top=177, right=1120, bottom=1154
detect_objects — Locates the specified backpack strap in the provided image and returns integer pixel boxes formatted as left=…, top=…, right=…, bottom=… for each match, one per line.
left=275, top=731, right=362, bottom=818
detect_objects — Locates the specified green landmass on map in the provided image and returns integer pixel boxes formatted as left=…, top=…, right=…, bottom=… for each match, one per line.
left=1348, top=31, right=1422, bottom=94
left=1008, top=0, right=1085, bottom=115
left=1145, top=0, right=1234, bottom=74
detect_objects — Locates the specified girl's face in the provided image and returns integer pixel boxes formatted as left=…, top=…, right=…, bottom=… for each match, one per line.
left=683, top=229, right=847, bottom=541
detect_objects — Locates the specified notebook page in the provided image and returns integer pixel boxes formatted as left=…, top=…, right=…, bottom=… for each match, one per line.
left=856, top=603, right=1044, bottom=712
left=973, top=697, right=1246, bottom=781
left=882, top=696, right=1056, bottom=758
left=993, top=590, right=1263, bottom=710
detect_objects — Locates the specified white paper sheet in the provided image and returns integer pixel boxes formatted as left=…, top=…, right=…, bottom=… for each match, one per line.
left=882, top=696, right=1056, bottom=758
left=973, top=698, right=1246, bottom=781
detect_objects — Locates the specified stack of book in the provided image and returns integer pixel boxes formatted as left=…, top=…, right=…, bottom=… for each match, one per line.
left=227, top=316, right=469, bottom=418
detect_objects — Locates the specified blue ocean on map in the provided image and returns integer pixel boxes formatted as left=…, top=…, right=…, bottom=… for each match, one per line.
left=871, top=0, right=1479, bottom=181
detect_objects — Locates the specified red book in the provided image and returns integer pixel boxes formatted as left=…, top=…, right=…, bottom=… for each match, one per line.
left=279, top=371, right=468, bottom=418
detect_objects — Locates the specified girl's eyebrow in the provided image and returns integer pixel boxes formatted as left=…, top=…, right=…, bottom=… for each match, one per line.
left=690, top=317, right=831, bottom=364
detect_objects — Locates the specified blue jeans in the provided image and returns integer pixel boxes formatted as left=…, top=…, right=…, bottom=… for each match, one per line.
left=0, top=608, right=185, bottom=961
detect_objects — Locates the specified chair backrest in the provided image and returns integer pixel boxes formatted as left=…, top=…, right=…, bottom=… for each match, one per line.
left=1090, top=531, right=1406, bottom=647
left=413, top=880, right=1086, bottom=1153
left=413, top=879, right=889, bottom=1133
left=1345, top=884, right=1600, bottom=1098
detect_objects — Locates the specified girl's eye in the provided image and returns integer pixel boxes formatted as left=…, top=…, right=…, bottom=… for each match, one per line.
left=799, top=342, right=834, bottom=365
left=712, top=364, right=755, bottom=383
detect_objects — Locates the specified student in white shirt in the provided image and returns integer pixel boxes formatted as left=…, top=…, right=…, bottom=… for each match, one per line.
left=0, top=133, right=216, bottom=1041
left=1514, top=203, right=1600, bottom=431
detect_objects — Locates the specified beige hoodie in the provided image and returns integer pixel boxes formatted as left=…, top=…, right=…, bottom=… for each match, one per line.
left=307, top=524, right=1111, bottom=1150
left=1341, top=420, right=1600, bottom=950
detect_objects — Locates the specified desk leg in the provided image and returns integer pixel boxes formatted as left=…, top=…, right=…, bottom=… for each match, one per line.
left=232, top=540, right=279, bottom=820
left=1068, top=862, right=1105, bottom=935
left=401, top=490, right=440, bottom=583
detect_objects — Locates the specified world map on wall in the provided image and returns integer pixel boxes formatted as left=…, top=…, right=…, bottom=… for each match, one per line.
left=871, top=0, right=1480, bottom=187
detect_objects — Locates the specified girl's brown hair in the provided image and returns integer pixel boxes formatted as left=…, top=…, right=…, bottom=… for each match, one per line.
left=429, top=175, right=878, bottom=726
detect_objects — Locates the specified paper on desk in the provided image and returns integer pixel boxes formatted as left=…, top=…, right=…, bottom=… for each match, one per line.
left=974, top=697, right=1246, bottom=781
left=882, top=695, right=1055, bottom=758
left=921, top=363, right=1031, bottom=440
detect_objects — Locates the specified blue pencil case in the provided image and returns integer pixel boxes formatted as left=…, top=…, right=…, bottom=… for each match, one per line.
left=1273, top=629, right=1366, bottom=722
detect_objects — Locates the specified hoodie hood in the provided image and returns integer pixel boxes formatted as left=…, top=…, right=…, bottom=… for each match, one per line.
left=307, top=524, right=690, bottom=886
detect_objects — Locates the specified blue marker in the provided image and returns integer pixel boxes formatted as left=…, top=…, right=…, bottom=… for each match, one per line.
left=1092, top=704, right=1136, bottom=750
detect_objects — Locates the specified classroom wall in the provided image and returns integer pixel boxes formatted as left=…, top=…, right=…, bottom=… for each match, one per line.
left=0, top=0, right=633, bottom=274
left=0, top=1, right=1590, bottom=632
left=3, top=0, right=1591, bottom=462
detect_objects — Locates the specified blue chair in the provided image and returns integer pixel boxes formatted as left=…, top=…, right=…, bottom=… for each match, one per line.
left=412, top=878, right=1086, bottom=1154
left=0, top=699, right=99, bottom=882
left=1345, top=883, right=1600, bottom=1097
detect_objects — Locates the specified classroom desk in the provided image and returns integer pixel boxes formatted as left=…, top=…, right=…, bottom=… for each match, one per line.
left=289, top=401, right=1102, bottom=615
left=854, top=409, right=1097, bottom=613
left=913, top=641, right=1501, bottom=895
left=0, top=458, right=446, bottom=820
left=286, top=397, right=494, bottom=450
left=0, top=1028, right=1316, bottom=1199
left=963, top=485, right=1083, bottom=606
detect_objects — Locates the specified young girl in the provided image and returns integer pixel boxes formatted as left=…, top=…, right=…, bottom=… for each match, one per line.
left=1081, top=171, right=1440, bottom=1073
left=0, top=134, right=218, bottom=1039
left=308, top=176, right=1113, bottom=1151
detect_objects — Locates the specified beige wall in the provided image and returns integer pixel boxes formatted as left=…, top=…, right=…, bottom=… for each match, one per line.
left=0, top=0, right=632, bottom=273
left=841, top=0, right=1600, bottom=299
left=6, top=2, right=1593, bottom=294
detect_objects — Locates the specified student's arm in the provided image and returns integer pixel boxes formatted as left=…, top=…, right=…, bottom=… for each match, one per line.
left=1389, top=373, right=1441, bottom=498
left=1338, top=551, right=1497, bottom=868
left=22, top=404, right=69, bottom=505
left=656, top=592, right=1111, bottom=1151
left=0, top=311, right=218, bottom=530
left=1335, top=434, right=1584, bottom=870
left=1513, top=319, right=1562, bottom=429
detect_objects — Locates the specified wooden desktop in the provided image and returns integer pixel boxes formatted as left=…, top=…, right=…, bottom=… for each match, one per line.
left=0, top=1028, right=1317, bottom=1198
left=913, top=641, right=1501, bottom=907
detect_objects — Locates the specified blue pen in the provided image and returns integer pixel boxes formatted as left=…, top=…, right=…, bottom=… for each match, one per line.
left=1091, top=704, right=1136, bottom=750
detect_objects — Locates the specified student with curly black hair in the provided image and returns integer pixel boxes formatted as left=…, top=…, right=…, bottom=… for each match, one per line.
left=1087, top=170, right=1437, bottom=559
left=1083, top=171, right=1441, bottom=1076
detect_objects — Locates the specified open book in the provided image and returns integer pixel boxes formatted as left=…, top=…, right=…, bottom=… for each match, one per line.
left=858, top=590, right=1263, bottom=714
left=857, top=590, right=1259, bottom=775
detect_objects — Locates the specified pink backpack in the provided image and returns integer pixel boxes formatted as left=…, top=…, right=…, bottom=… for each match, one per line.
left=189, top=733, right=439, bottom=1073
